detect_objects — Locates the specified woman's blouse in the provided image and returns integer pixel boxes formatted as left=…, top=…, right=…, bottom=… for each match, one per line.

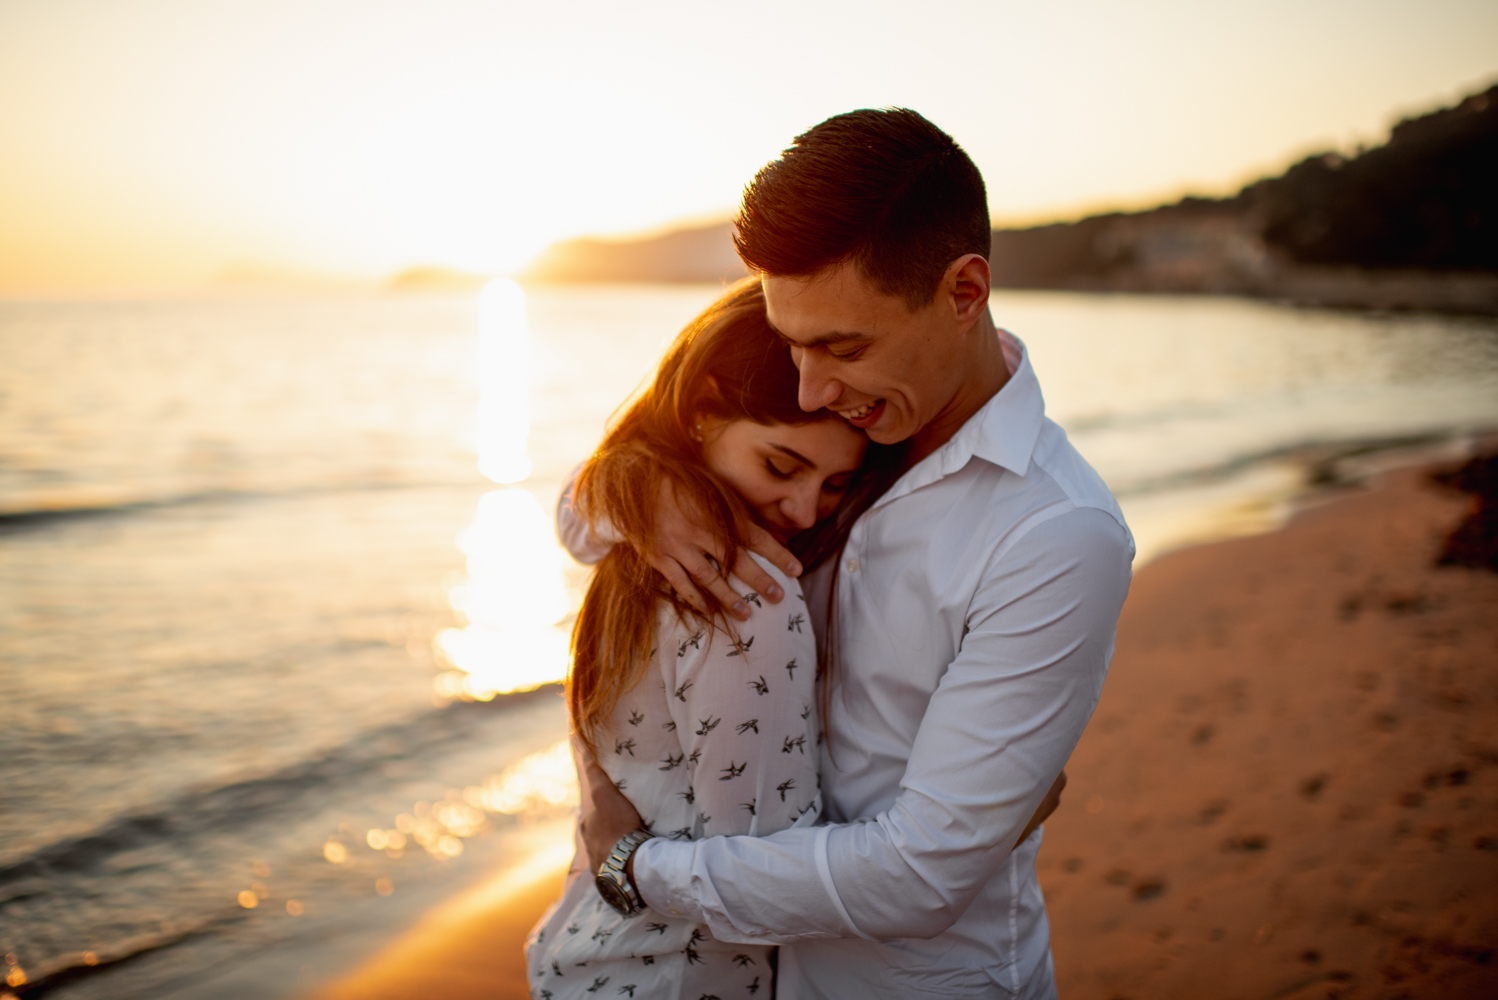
left=526, top=555, right=821, bottom=999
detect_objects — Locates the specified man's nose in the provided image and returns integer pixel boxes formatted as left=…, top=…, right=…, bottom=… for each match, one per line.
left=797, top=352, right=841, bottom=412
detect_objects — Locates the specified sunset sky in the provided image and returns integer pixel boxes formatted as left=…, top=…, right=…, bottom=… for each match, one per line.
left=1, top=0, right=1494, bottom=293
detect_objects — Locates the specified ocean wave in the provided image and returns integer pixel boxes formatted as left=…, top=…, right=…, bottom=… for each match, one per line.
left=0, top=479, right=489, bottom=531
left=0, top=688, right=559, bottom=887
left=3, top=923, right=217, bottom=998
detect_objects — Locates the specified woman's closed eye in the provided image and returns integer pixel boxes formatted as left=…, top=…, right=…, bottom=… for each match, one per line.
left=822, top=473, right=853, bottom=494
left=763, top=457, right=797, bottom=480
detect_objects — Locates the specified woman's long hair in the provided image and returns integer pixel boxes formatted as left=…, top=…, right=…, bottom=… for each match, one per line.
left=567, top=278, right=900, bottom=754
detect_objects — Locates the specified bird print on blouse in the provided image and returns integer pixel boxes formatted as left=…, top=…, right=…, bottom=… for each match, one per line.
left=526, top=555, right=821, bottom=1000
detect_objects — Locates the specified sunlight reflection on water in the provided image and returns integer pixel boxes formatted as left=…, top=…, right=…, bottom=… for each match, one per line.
left=436, top=279, right=574, bottom=699
left=476, top=279, right=532, bottom=486
left=311, top=740, right=578, bottom=890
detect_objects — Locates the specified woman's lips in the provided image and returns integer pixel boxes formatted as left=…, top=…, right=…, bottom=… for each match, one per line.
left=841, top=398, right=885, bottom=429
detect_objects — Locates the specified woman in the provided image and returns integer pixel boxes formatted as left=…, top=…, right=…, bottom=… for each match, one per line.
left=525, top=280, right=894, bottom=999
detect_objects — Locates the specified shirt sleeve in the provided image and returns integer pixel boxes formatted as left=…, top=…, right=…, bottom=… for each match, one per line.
left=555, top=463, right=620, bottom=565
left=632, top=506, right=1132, bottom=944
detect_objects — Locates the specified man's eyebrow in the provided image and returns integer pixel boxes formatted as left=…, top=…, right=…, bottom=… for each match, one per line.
left=771, top=326, right=868, bottom=349
left=768, top=443, right=816, bottom=468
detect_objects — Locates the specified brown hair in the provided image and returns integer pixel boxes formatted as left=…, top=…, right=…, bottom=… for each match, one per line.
left=734, top=108, right=992, bottom=309
left=567, top=279, right=900, bottom=754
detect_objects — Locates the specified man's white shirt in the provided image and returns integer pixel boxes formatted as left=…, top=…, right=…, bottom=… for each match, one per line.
left=557, top=330, right=1133, bottom=999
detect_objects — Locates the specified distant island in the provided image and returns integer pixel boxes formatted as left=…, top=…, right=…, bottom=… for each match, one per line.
left=523, top=84, right=1497, bottom=315
left=524, top=222, right=749, bottom=286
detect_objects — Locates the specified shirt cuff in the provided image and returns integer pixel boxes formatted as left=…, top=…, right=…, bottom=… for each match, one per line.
left=633, top=836, right=703, bottom=922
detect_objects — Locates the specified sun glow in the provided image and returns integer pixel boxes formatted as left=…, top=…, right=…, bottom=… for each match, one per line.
left=4, top=3, right=1497, bottom=291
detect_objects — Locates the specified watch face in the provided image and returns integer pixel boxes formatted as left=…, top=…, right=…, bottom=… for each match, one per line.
left=595, top=873, right=631, bottom=913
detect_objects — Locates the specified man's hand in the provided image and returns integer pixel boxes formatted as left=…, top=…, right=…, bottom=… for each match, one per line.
left=579, top=750, right=647, bottom=874
left=647, top=478, right=801, bottom=621
left=1015, top=770, right=1067, bottom=848
left=584, top=753, right=1064, bottom=878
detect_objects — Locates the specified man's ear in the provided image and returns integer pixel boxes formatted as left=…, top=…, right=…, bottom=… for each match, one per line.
left=945, top=254, right=991, bottom=329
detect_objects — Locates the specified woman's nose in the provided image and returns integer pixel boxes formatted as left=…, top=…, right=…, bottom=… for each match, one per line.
left=783, top=485, right=818, bottom=529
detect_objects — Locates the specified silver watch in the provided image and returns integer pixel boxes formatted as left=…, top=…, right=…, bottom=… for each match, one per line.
left=595, top=828, right=653, bottom=916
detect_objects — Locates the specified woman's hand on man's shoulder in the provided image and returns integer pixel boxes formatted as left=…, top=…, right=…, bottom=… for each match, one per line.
left=647, top=478, right=800, bottom=622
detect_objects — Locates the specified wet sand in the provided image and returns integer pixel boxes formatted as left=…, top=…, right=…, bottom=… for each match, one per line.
left=304, top=828, right=573, bottom=1000
left=305, top=876, right=560, bottom=1000
left=307, top=461, right=1497, bottom=1000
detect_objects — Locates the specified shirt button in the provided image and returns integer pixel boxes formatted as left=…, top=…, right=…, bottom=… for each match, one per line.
left=845, top=558, right=859, bottom=573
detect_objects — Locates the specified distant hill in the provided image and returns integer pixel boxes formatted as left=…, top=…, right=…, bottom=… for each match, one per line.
left=522, top=84, right=1498, bottom=314
left=990, top=83, right=1498, bottom=314
left=385, top=266, right=491, bottom=292
left=524, top=223, right=748, bottom=284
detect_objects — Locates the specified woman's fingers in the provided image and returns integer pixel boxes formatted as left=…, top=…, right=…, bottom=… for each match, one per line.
left=688, top=558, right=750, bottom=620
left=738, top=525, right=802, bottom=600
left=746, top=524, right=802, bottom=581
left=650, top=478, right=752, bottom=618
left=647, top=550, right=752, bottom=621
left=648, top=554, right=711, bottom=617
left=648, top=480, right=792, bottom=621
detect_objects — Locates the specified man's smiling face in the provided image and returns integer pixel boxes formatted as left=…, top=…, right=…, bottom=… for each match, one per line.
left=763, top=260, right=971, bottom=447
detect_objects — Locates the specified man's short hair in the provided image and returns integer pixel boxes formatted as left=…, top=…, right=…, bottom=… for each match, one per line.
left=734, top=108, right=991, bottom=309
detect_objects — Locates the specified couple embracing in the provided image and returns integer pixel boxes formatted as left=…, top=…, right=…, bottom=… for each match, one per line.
left=526, top=109, right=1133, bottom=999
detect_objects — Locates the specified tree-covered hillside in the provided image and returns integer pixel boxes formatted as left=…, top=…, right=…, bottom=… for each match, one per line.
left=1252, top=85, right=1496, bottom=271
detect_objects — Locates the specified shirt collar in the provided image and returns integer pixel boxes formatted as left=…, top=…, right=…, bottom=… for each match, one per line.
left=871, top=329, right=1045, bottom=511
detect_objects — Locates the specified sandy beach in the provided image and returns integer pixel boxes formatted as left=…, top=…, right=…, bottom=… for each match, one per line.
left=304, top=457, right=1497, bottom=1000
left=1039, top=458, right=1498, bottom=998
left=304, top=823, right=575, bottom=1000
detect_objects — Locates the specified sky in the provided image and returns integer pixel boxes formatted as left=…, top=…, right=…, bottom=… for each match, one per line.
left=1, top=0, right=1495, bottom=293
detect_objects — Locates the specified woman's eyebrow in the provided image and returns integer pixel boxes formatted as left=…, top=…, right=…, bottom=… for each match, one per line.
left=768, top=443, right=815, bottom=468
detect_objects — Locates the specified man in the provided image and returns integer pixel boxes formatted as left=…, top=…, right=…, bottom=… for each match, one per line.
left=559, top=108, right=1132, bottom=998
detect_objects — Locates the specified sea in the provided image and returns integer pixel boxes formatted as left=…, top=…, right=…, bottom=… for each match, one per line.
left=2, top=285, right=1497, bottom=998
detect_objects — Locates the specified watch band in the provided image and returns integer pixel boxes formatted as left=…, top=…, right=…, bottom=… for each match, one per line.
left=595, top=828, right=653, bottom=916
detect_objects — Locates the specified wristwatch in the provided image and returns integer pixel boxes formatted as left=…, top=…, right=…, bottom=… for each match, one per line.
left=595, top=828, right=653, bottom=916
